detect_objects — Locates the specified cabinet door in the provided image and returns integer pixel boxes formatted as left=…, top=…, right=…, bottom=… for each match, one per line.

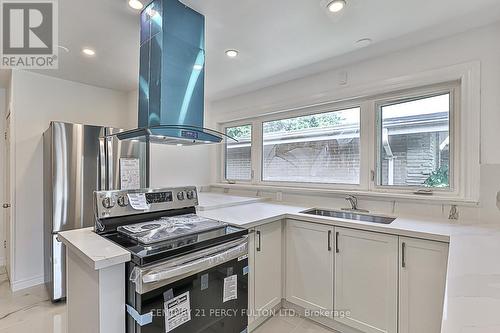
left=399, top=237, right=449, bottom=333
left=285, top=220, right=334, bottom=316
left=254, top=221, right=283, bottom=315
left=334, top=227, right=398, bottom=333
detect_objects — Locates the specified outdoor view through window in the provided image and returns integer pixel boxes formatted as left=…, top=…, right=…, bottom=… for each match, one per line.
left=378, top=93, right=450, bottom=188
left=225, top=125, right=252, bottom=180
left=262, top=108, right=360, bottom=184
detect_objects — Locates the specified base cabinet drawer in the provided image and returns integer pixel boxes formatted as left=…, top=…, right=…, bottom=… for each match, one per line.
left=334, top=227, right=398, bottom=333
left=399, top=237, right=449, bottom=333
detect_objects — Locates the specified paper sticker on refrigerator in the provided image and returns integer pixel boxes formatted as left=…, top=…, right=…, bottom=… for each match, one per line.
left=120, top=158, right=141, bottom=190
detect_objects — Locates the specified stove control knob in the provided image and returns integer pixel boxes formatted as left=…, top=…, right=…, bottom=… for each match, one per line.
left=102, top=197, right=115, bottom=209
left=117, top=195, right=129, bottom=207
left=177, top=191, right=185, bottom=200
left=186, top=190, right=195, bottom=200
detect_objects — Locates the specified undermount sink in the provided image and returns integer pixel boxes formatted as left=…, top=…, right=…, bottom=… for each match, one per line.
left=301, top=209, right=396, bottom=224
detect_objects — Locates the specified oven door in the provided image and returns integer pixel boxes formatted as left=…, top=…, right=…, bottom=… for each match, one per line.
left=127, top=237, right=249, bottom=333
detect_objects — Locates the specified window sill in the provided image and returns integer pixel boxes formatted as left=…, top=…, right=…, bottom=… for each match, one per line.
left=210, top=183, right=479, bottom=207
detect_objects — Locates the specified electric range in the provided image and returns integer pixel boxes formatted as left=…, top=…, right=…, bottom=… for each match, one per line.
left=94, top=187, right=249, bottom=333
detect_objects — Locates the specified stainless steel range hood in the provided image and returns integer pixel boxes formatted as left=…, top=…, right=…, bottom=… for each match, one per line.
left=115, top=0, right=232, bottom=145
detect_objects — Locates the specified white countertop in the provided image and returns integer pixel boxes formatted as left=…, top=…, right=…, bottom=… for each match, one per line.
left=439, top=223, right=500, bottom=333
left=58, top=193, right=500, bottom=333
left=58, top=227, right=130, bottom=270
left=197, top=192, right=267, bottom=210
left=198, top=201, right=452, bottom=242
left=197, top=201, right=308, bottom=227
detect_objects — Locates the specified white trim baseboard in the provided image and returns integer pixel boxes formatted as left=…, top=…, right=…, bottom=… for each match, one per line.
left=10, top=274, right=44, bottom=292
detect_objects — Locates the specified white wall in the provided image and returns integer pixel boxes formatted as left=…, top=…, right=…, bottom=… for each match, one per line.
left=207, top=22, right=500, bottom=223
left=10, top=71, right=134, bottom=290
left=0, top=89, right=6, bottom=266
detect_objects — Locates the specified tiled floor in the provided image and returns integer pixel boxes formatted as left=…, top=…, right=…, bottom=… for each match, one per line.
left=0, top=267, right=333, bottom=333
left=254, top=311, right=336, bottom=333
left=0, top=267, right=66, bottom=333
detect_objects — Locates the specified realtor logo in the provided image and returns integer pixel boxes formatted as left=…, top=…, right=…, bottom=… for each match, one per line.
left=1, top=0, right=58, bottom=68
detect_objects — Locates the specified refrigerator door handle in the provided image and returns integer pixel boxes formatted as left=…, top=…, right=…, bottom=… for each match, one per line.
left=107, top=136, right=114, bottom=190
left=99, top=135, right=107, bottom=190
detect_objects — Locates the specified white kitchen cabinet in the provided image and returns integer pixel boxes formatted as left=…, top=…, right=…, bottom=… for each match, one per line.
left=285, top=219, right=334, bottom=316
left=248, top=221, right=283, bottom=329
left=254, top=221, right=283, bottom=316
left=399, top=237, right=449, bottom=333
left=334, top=227, right=398, bottom=333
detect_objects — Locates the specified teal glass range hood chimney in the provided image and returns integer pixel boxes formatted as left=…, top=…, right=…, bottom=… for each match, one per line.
left=116, top=0, right=232, bottom=145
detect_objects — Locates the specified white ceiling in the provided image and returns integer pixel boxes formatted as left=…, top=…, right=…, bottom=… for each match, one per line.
left=3, top=0, right=500, bottom=99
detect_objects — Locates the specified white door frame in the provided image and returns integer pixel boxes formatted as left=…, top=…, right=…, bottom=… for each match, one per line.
left=3, top=104, right=13, bottom=280
left=0, top=96, right=5, bottom=269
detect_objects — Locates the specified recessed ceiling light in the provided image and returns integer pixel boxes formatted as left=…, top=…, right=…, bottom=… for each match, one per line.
left=225, top=49, right=239, bottom=58
left=355, top=38, right=372, bottom=48
left=128, top=0, right=144, bottom=10
left=327, top=0, right=346, bottom=13
left=82, top=48, right=96, bottom=56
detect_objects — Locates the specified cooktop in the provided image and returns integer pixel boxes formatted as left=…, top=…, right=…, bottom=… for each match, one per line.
left=102, top=222, right=247, bottom=266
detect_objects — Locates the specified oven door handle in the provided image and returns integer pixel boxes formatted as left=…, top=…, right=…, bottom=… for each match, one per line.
left=130, top=236, right=248, bottom=293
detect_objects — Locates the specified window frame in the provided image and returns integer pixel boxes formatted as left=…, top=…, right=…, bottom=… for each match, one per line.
left=217, top=62, right=480, bottom=202
left=221, top=100, right=365, bottom=190
left=372, top=83, right=459, bottom=195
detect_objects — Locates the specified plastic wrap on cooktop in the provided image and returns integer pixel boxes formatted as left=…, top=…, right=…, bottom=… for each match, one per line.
left=117, top=214, right=228, bottom=244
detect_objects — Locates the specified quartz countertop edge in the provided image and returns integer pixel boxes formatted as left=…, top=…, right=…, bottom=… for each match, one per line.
left=58, top=227, right=130, bottom=270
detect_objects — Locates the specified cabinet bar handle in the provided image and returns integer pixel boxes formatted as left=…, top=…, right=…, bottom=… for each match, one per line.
left=328, top=230, right=332, bottom=251
left=256, top=231, right=261, bottom=252
left=402, top=242, right=406, bottom=268
left=335, top=232, right=340, bottom=253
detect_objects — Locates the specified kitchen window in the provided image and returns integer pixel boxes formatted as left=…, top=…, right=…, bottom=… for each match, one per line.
left=219, top=66, right=480, bottom=202
left=376, top=92, right=453, bottom=190
left=262, top=108, right=361, bottom=184
left=225, top=124, right=252, bottom=181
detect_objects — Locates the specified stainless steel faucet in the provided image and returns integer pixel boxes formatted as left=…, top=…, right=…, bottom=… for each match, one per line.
left=342, top=195, right=369, bottom=213
left=448, top=205, right=459, bottom=220
left=346, top=195, right=358, bottom=210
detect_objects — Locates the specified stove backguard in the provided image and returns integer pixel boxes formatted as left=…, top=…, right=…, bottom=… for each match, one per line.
left=94, top=186, right=199, bottom=234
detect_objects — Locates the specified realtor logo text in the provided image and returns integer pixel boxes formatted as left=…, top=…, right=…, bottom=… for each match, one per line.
left=1, top=0, right=58, bottom=68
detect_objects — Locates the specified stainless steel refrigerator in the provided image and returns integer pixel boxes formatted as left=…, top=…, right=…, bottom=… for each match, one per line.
left=43, top=121, right=148, bottom=301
